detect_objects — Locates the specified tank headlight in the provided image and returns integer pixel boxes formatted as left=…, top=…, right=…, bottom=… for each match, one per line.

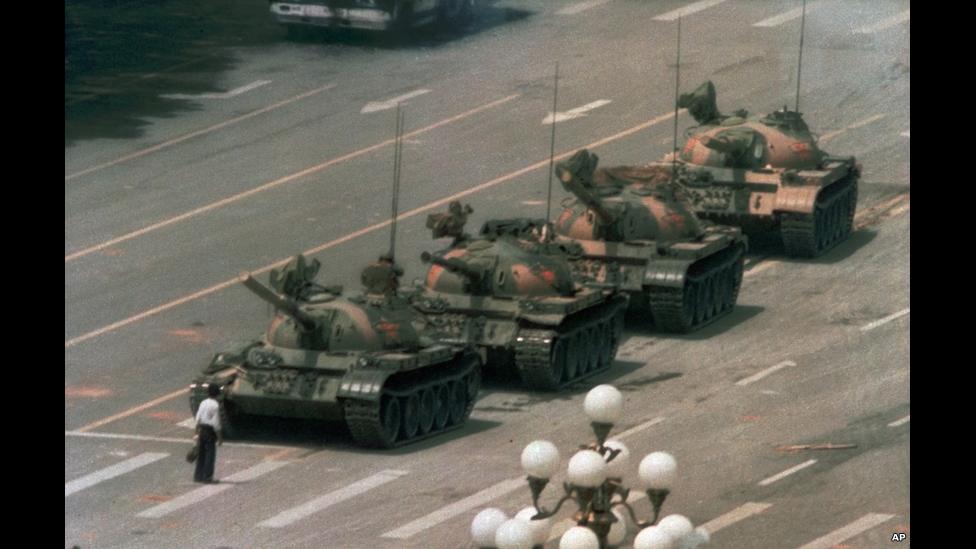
left=357, top=357, right=371, bottom=367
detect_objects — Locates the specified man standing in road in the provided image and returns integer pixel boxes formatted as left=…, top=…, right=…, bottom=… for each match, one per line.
left=194, top=384, right=223, bottom=483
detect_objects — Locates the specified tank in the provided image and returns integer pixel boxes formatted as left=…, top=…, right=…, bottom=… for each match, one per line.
left=667, top=80, right=861, bottom=257
left=188, top=254, right=482, bottom=449
left=410, top=203, right=628, bottom=391
left=551, top=149, right=747, bottom=333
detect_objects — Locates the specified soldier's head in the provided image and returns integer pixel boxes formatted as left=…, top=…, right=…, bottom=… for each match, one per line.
left=207, top=384, right=221, bottom=398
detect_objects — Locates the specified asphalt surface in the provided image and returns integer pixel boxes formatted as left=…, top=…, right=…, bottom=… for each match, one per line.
left=65, top=1, right=910, bottom=547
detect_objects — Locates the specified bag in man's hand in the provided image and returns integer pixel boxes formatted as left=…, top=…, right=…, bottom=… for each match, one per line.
left=186, top=441, right=200, bottom=463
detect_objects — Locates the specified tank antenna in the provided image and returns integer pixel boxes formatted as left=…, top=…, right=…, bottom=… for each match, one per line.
left=389, top=103, right=404, bottom=261
left=671, top=15, right=682, bottom=185
left=795, top=0, right=806, bottom=112
left=545, top=62, right=559, bottom=222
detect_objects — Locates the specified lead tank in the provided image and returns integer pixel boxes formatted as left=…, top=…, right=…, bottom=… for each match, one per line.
left=552, top=149, right=747, bottom=333
left=189, top=254, right=482, bottom=448
left=411, top=205, right=628, bottom=391
left=667, top=80, right=860, bottom=257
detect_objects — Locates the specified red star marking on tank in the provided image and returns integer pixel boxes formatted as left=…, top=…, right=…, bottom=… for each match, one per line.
left=540, top=269, right=556, bottom=284
left=375, top=320, right=400, bottom=341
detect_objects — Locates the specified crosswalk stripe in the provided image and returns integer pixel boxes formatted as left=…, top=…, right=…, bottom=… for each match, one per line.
left=259, top=469, right=408, bottom=528
left=381, top=477, right=526, bottom=539
left=65, top=452, right=169, bottom=497
left=797, top=513, right=895, bottom=549
left=137, top=461, right=288, bottom=518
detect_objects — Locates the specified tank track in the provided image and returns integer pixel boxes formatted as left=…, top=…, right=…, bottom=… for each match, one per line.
left=342, top=351, right=481, bottom=449
left=646, top=243, right=745, bottom=333
left=781, top=177, right=859, bottom=258
left=514, top=297, right=627, bottom=391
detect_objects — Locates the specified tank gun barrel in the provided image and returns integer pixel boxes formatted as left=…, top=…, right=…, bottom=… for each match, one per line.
left=420, top=252, right=484, bottom=283
left=239, top=273, right=317, bottom=331
left=556, top=164, right=617, bottom=223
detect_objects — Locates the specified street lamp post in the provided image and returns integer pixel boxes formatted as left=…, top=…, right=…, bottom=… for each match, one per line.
left=471, top=384, right=709, bottom=549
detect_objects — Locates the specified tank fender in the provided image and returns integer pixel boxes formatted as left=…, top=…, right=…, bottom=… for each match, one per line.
left=643, top=259, right=692, bottom=288
left=774, top=185, right=820, bottom=214
left=337, top=368, right=393, bottom=402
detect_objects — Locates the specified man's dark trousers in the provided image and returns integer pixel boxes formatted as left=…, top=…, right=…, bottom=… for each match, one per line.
left=194, top=425, right=217, bottom=482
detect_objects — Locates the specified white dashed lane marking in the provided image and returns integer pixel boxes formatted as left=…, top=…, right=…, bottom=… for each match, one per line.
left=542, top=99, right=612, bottom=124
left=860, top=308, right=910, bottom=332
left=162, top=80, right=272, bottom=100
left=853, top=10, right=910, bottom=34
left=360, top=89, right=431, bottom=114
left=260, top=469, right=409, bottom=528
left=796, top=513, right=896, bottom=549
left=137, top=461, right=289, bottom=518
left=557, top=0, right=612, bottom=16
left=65, top=452, right=169, bottom=497
left=887, top=415, right=910, bottom=428
left=753, top=3, right=818, bottom=27
left=736, top=360, right=797, bottom=386
left=758, top=459, right=817, bottom=486
left=653, top=0, right=727, bottom=21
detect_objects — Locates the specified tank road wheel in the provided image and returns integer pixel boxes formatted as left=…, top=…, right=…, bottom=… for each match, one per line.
left=584, top=327, right=602, bottom=374
left=608, top=309, right=625, bottom=359
left=563, top=333, right=580, bottom=381
left=432, top=384, right=450, bottom=431
left=380, top=395, right=402, bottom=446
left=418, top=388, right=436, bottom=435
left=400, top=393, right=421, bottom=441
left=447, top=381, right=467, bottom=426
left=549, top=338, right=568, bottom=386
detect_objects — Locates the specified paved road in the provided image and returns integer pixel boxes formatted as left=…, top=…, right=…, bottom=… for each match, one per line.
left=65, top=1, right=910, bottom=547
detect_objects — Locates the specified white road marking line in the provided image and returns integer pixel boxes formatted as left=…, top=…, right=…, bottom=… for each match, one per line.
left=818, top=113, right=887, bottom=143
left=360, top=89, right=431, bottom=113
left=853, top=10, right=909, bottom=34
left=887, top=415, right=910, bottom=428
left=260, top=470, right=408, bottom=528
left=744, top=259, right=780, bottom=277
left=137, top=461, right=288, bottom=518
left=736, top=360, right=797, bottom=386
left=753, top=3, right=818, bottom=27
left=900, top=130, right=910, bottom=138
left=64, top=82, right=336, bottom=182
left=758, top=459, right=817, bottom=486
left=548, top=500, right=771, bottom=541
left=700, top=502, right=772, bottom=534
left=557, top=0, right=612, bottom=16
left=521, top=200, right=546, bottom=206
left=614, top=416, right=667, bottom=440
left=162, top=80, right=272, bottom=100
left=74, top=388, right=188, bottom=432
left=177, top=417, right=196, bottom=429
left=381, top=477, right=526, bottom=539
left=64, top=430, right=296, bottom=450
left=65, top=452, right=168, bottom=497
left=542, top=99, right=612, bottom=124
left=860, top=308, right=910, bottom=332
left=64, top=93, right=518, bottom=263
left=64, top=108, right=680, bottom=350
left=796, top=513, right=895, bottom=549
left=653, top=0, right=727, bottom=21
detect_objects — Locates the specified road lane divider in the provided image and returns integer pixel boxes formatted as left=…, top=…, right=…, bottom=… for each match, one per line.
left=260, top=470, right=409, bottom=528
left=137, top=461, right=288, bottom=518
left=758, top=459, right=817, bottom=486
left=753, top=3, right=819, bottom=27
left=653, top=0, right=727, bottom=21
left=887, top=415, right=909, bottom=428
left=735, top=360, right=797, bottom=387
left=65, top=452, right=168, bottom=497
left=797, top=513, right=896, bottom=549
left=65, top=82, right=337, bottom=182
left=65, top=93, right=519, bottom=261
left=65, top=430, right=297, bottom=450
left=557, top=0, right=613, bottom=16
left=860, top=308, right=909, bottom=332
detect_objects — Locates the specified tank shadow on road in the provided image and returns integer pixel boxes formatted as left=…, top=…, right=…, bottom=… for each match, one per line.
left=649, top=304, right=766, bottom=342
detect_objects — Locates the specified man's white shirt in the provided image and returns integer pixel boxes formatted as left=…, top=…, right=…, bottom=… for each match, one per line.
left=195, top=398, right=221, bottom=430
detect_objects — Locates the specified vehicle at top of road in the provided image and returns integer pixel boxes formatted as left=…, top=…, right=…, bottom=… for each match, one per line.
left=409, top=202, right=628, bottom=391
left=268, top=0, right=483, bottom=33
left=189, top=254, right=482, bottom=449
left=662, top=80, right=861, bottom=258
left=549, top=148, right=747, bottom=334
